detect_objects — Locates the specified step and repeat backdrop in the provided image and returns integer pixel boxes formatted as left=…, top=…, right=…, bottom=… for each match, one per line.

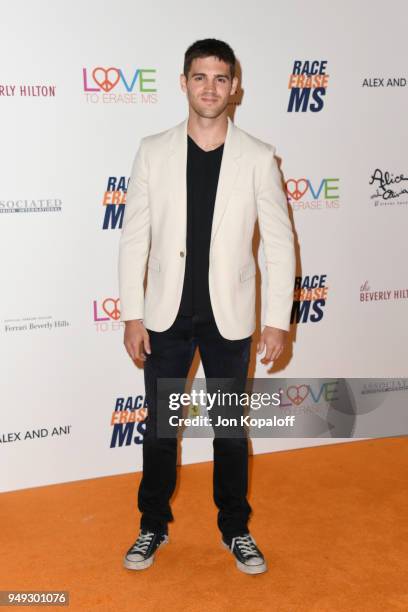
left=1, top=1, right=407, bottom=492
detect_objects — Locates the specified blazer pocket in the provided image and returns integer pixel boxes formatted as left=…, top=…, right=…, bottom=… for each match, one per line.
left=147, top=255, right=160, bottom=272
left=239, top=261, right=256, bottom=282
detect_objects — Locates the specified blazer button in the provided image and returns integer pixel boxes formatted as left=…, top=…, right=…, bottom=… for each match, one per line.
left=180, top=251, right=185, bottom=257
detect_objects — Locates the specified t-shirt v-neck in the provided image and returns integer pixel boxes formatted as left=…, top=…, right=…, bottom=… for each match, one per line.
left=178, top=135, right=224, bottom=316
left=187, top=134, right=225, bottom=154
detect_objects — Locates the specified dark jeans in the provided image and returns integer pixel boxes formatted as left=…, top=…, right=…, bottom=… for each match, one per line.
left=138, top=310, right=253, bottom=540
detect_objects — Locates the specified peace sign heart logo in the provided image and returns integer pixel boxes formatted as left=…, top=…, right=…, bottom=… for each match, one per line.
left=286, top=179, right=308, bottom=201
left=286, top=385, right=309, bottom=406
left=102, top=298, right=121, bottom=320
left=92, top=67, right=120, bottom=92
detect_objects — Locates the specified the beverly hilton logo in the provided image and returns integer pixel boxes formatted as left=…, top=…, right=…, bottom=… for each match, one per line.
left=0, top=84, right=56, bottom=98
left=287, top=60, right=329, bottom=112
left=286, top=177, right=340, bottom=211
left=83, top=67, right=157, bottom=104
left=360, top=281, right=408, bottom=303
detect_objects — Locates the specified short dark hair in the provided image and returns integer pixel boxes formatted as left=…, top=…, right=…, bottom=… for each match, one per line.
left=184, top=38, right=236, bottom=80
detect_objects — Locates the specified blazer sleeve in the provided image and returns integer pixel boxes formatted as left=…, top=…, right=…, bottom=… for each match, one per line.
left=118, top=138, right=151, bottom=322
left=256, top=145, right=295, bottom=331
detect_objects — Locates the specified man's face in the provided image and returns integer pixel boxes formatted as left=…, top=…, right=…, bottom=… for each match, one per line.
left=180, top=55, right=238, bottom=119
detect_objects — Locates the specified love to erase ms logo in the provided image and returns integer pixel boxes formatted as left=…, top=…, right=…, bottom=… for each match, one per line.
left=93, top=298, right=123, bottom=332
left=291, top=275, right=328, bottom=324
left=101, top=176, right=128, bottom=230
left=286, top=177, right=340, bottom=211
left=279, top=380, right=339, bottom=416
left=287, top=60, right=329, bottom=112
left=82, top=66, right=157, bottom=104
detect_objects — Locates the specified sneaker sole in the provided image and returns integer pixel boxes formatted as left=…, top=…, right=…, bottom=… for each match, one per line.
left=221, top=540, right=268, bottom=575
left=123, top=538, right=168, bottom=571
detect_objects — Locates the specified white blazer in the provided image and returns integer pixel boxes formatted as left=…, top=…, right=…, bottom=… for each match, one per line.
left=118, top=116, right=295, bottom=340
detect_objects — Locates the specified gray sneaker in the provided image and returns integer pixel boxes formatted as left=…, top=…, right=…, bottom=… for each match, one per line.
left=222, top=533, right=267, bottom=575
left=124, top=529, right=169, bottom=570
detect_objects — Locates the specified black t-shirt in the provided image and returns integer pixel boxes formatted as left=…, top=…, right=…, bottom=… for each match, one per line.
left=178, top=135, right=224, bottom=317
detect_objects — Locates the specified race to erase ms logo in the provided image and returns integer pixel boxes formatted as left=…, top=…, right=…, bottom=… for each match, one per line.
left=82, top=66, right=157, bottom=104
left=286, top=177, right=340, bottom=211
left=110, top=396, right=147, bottom=448
left=101, top=176, right=128, bottom=230
left=93, top=298, right=124, bottom=332
left=291, top=275, right=328, bottom=324
left=287, top=60, right=329, bottom=112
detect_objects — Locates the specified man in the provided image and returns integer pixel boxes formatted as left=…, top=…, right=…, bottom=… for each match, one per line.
left=118, top=38, right=295, bottom=575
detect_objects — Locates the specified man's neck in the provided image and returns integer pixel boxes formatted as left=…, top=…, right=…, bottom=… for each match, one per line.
left=187, top=112, right=228, bottom=150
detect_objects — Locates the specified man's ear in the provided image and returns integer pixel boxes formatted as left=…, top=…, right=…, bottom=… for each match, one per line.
left=231, top=75, right=239, bottom=96
left=180, top=73, right=187, bottom=93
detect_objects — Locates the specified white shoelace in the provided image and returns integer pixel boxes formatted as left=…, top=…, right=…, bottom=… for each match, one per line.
left=231, top=534, right=260, bottom=558
left=130, top=531, right=155, bottom=554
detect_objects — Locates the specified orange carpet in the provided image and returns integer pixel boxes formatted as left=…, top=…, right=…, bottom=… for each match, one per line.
left=2, top=438, right=408, bottom=611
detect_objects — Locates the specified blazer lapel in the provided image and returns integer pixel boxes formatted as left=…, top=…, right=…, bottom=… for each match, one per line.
left=210, top=115, right=241, bottom=246
left=168, top=117, right=188, bottom=240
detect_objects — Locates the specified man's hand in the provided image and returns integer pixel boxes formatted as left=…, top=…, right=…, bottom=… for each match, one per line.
left=124, top=320, right=151, bottom=363
left=256, top=326, right=288, bottom=365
